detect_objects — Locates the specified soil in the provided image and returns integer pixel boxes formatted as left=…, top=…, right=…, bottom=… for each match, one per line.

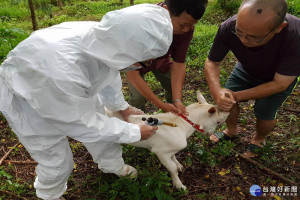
left=0, top=60, right=299, bottom=200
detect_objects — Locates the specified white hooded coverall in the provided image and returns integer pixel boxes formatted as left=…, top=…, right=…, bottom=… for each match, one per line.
left=0, top=4, right=172, bottom=199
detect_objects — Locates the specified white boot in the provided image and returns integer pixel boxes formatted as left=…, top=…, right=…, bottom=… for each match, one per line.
left=46, top=197, right=65, bottom=200
left=114, top=164, right=138, bottom=178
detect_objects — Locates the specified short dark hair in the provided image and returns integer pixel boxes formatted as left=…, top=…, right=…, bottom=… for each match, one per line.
left=164, top=0, right=208, bottom=20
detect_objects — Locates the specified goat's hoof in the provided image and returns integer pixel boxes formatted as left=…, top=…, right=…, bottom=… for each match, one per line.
left=177, top=164, right=183, bottom=172
left=175, top=184, right=187, bottom=190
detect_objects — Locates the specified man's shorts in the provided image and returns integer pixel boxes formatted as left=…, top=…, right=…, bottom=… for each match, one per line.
left=225, top=65, right=299, bottom=120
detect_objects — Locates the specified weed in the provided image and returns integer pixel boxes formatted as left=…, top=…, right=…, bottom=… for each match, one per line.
left=70, top=141, right=84, bottom=153
left=211, top=140, right=235, bottom=158
left=185, top=133, right=218, bottom=167
left=0, top=27, right=28, bottom=63
left=89, top=169, right=184, bottom=200
left=216, top=0, right=241, bottom=15
left=257, top=143, right=276, bottom=164
left=0, top=1, right=29, bottom=21
left=187, top=24, right=218, bottom=68
left=0, top=167, right=27, bottom=198
left=0, top=113, right=7, bottom=123
left=288, top=114, right=297, bottom=125
left=287, top=0, right=300, bottom=18
left=289, top=133, right=300, bottom=149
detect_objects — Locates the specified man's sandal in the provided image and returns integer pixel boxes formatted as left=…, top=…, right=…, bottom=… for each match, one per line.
left=212, top=131, right=238, bottom=143
left=246, top=143, right=262, bottom=152
left=243, top=143, right=264, bottom=158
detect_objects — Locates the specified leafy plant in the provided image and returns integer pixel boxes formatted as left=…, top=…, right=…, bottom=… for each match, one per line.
left=187, top=24, right=218, bottom=69
left=70, top=141, right=84, bottom=153
left=211, top=140, right=235, bottom=158
left=287, top=0, right=300, bottom=18
left=216, top=0, right=242, bottom=15
left=90, top=169, right=184, bottom=200
left=0, top=27, right=28, bottom=63
left=0, top=167, right=27, bottom=199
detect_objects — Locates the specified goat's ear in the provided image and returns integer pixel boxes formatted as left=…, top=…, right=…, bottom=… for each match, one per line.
left=197, top=90, right=207, bottom=104
left=208, top=107, right=216, bottom=114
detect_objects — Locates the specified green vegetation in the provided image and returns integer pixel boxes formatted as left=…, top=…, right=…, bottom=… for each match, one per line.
left=0, top=0, right=299, bottom=199
left=0, top=27, right=29, bottom=62
left=0, top=166, right=27, bottom=200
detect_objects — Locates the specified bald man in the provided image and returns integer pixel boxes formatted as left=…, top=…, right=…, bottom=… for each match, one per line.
left=204, top=0, right=300, bottom=156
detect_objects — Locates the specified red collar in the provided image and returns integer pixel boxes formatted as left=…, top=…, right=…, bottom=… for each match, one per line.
left=179, top=114, right=204, bottom=133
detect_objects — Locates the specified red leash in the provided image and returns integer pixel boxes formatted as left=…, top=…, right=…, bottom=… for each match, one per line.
left=178, top=114, right=204, bottom=133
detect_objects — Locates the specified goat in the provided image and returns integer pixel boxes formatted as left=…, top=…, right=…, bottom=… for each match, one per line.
left=106, top=91, right=229, bottom=189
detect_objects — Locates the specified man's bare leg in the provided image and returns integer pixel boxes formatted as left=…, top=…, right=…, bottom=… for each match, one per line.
left=210, top=103, right=240, bottom=142
left=251, top=119, right=277, bottom=147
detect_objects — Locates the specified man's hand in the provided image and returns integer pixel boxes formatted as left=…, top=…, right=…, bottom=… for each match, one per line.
left=119, top=106, right=144, bottom=122
left=214, top=89, right=236, bottom=111
left=160, top=103, right=181, bottom=115
left=173, top=101, right=188, bottom=116
left=137, top=121, right=158, bottom=140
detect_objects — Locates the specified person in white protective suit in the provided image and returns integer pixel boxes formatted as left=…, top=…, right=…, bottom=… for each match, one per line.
left=0, top=4, right=173, bottom=200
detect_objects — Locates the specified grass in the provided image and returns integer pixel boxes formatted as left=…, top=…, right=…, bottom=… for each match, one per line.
left=0, top=27, right=29, bottom=62
left=0, top=0, right=299, bottom=199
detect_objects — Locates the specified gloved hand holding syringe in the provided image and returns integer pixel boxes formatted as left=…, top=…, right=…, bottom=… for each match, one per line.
left=142, top=117, right=177, bottom=127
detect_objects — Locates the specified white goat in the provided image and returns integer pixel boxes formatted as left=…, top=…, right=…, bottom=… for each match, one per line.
left=107, top=91, right=229, bottom=189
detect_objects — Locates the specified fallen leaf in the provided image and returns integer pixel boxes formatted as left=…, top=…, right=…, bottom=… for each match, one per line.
left=218, top=171, right=226, bottom=176
left=239, top=192, right=245, bottom=196
left=237, top=168, right=243, bottom=174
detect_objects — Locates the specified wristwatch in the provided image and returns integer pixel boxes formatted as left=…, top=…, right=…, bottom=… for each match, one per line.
left=173, top=99, right=182, bottom=103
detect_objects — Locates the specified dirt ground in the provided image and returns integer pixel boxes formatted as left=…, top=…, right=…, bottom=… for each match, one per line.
left=0, top=68, right=299, bottom=200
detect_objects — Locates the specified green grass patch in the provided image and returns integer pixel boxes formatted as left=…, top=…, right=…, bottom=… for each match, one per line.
left=0, top=167, right=28, bottom=199
left=186, top=23, right=218, bottom=69
left=0, top=27, right=29, bottom=63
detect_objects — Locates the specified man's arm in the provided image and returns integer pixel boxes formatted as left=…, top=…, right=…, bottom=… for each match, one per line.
left=204, top=58, right=235, bottom=111
left=126, top=70, right=181, bottom=114
left=171, top=61, right=188, bottom=115
left=233, top=73, right=297, bottom=102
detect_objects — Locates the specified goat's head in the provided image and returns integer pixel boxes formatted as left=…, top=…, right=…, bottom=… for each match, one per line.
left=186, top=91, right=229, bottom=135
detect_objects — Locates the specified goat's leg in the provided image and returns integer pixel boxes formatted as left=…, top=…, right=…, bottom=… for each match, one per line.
left=171, top=155, right=183, bottom=172
left=157, top=153, right=186, bottom=190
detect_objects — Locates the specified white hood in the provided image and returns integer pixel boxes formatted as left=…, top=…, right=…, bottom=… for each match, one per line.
left=82, top=3, right=173, bottom=70
left=0, top=4, right=173, bottom=144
